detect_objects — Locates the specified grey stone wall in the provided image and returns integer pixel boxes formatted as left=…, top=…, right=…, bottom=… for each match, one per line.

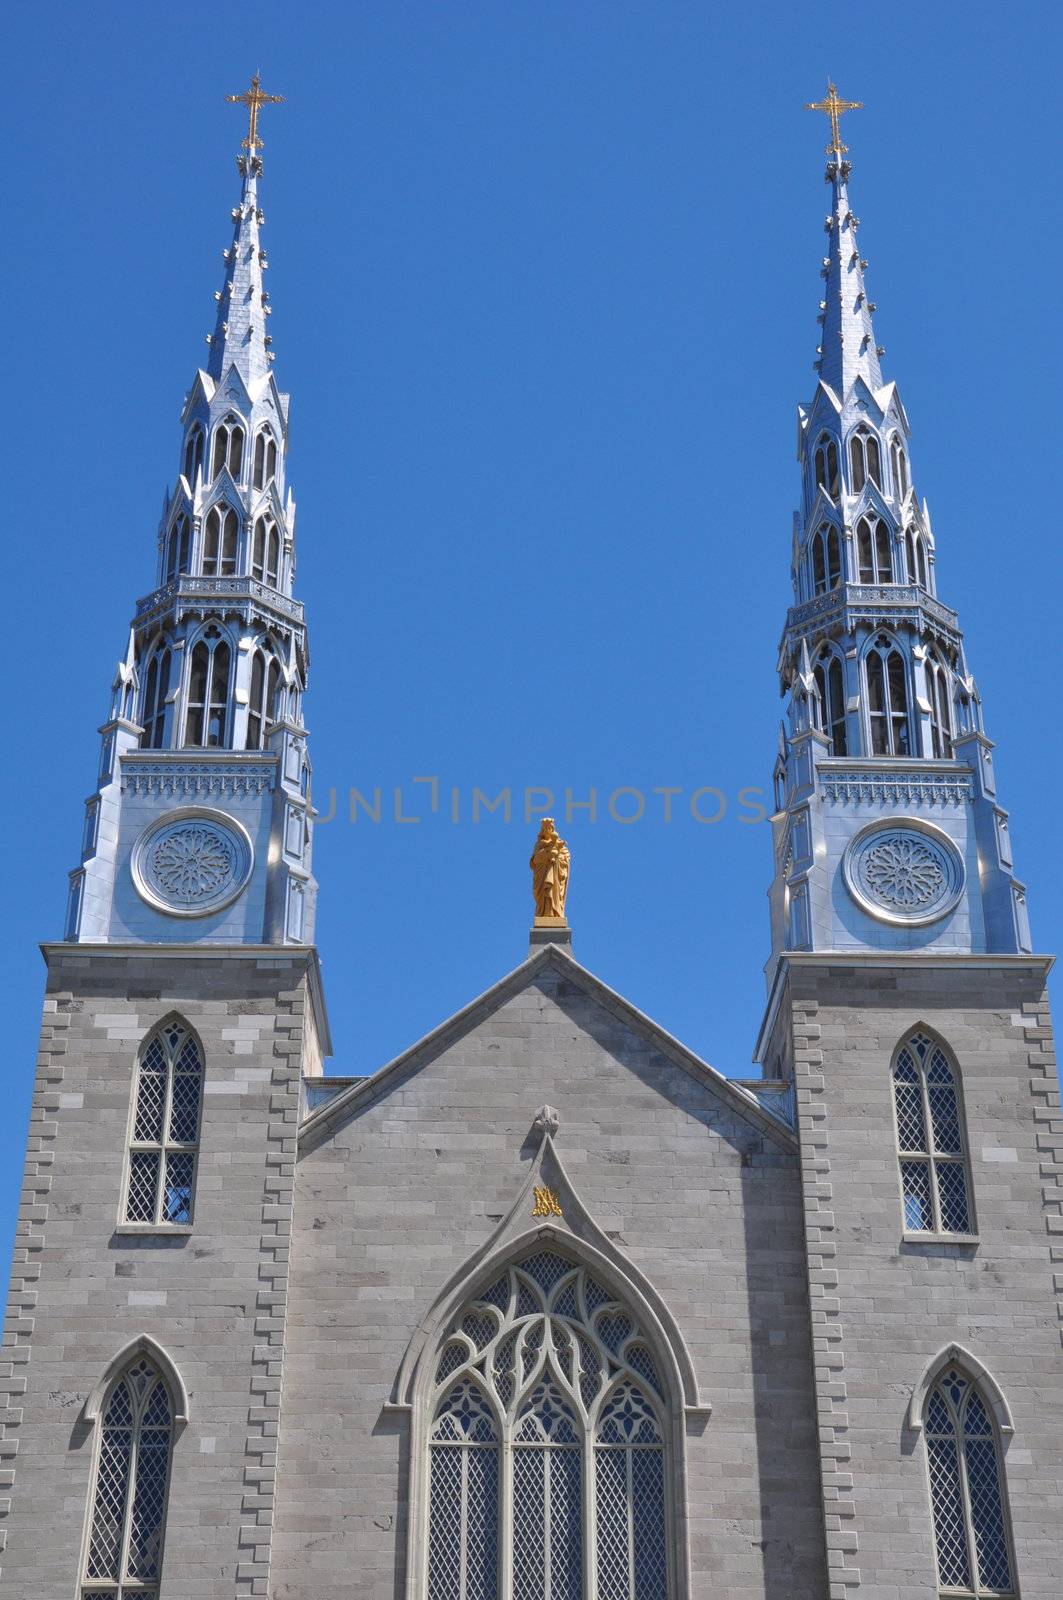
left=0, top=945, right=321, bottom=1599
left=272, top=961, right=827, bottom=1599
left=769, top=954, right=1063, bottom=1600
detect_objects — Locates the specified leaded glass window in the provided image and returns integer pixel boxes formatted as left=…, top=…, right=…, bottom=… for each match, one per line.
left=82, top=1356, right=175, bottom=1598
left=925, top=1368, right=1016, bottom=1598
left=866, top=634, right=911, bottom=756
left=893, top=1032, right=973, bottom=1236
left=123, top=1021, right=203, bottom=1227
left=427, top=1249, right=670, bottom=1600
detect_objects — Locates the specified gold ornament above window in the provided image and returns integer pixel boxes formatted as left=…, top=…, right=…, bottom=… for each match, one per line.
left=531, top=1185, right=563, bottom=1218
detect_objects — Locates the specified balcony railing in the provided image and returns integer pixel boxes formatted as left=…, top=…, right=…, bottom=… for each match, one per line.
left=135, top=574, right=304, bottom=625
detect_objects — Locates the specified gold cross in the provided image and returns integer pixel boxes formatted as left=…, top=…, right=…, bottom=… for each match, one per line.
left=805, top=80, right=862, bottom=156
left=226, top=72, right=285, bottom=151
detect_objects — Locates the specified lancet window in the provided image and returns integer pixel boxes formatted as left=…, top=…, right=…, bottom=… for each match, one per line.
left=184, top=631, right=232, bottom=747
left=813, top=648, right=847, bottom=756
left=924, top=1367, right=1016, bottom=1598
left=201, top=505, right=239, bottom=578
left=164, top=516, right=191, bottom=585
left=905, top=527, right=929, bottom=589
left=892, top=1031, right=972, bottom=1236
left=251, top=516, right=281, bottom=587
left=139, top=645, right=172, bottom=751
left=865, top=634, right=910, bottom=755
left=182, top=422, right=205, bottom=485
left=849, top=426, right=882, bottom=492
left=210, top=415, right=245, bottom=482
left=81, top=1355, right=176, bottom=1597
left=252, top=429, right=278, bottom=490
left=890, top=434, right=909, bottom=498
left=123, top=1019, right=203, bottom=1227
left=813, top=434, right=840, bottom=500
left=810, top=525, right=842, bottom=596
left=246, top=645, right=281, bottom=749
left=856, top=517, right=894, bottom=584
left=426, top=1248, right=670, bottom=1600
left=926, top=652, right=954, bottom=759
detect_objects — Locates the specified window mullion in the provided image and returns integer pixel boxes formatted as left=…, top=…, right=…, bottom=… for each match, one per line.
left=626, top=1445, right=636, bottom=1600
left=155, top=1054, right=176, bottom=1226
left=458, top=1445, right=469, bottom=1600
left=118, top=1410, right=139, bottom=1588
left=584, top=1431, right=598, bottom=1600
left=543, top=1446, right=553, bottom=1600
left=920, top=1069, right=942, bottom=1232
left=955, top=1419, right=983, bottom=1599
left=499, top=1437, right=514, bottom=1600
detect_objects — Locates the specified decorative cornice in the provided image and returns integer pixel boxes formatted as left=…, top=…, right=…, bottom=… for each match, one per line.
left=820, top=766, right=972, bottom=805
left=134, top=575, right=305, bottom=627
left=121, top=757, right=276, bottom=799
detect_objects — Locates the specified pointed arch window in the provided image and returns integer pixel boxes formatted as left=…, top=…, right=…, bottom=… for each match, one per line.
left=251, top=516, right=280, bottom=587
left=81, top=1355, right=176, bottom=1597
left=810, top=525, right=842, bottom=597
left=849, top=426, right=882, bottom=493
left=426, top=1248, right=670, bottom=1600
left=246, top=645, right=281, bottom=750
left=139, top=646, right=171, bottom=751
left=866, top=634, right=910, bottom=755
left=925, top=1368, right=1016, bottom=1597
left=252, top=429, right=278, bottom=490
left=164, top=515, right=191, bottom=585
left=210, top=415, right=245, bottom=482
left=893, top=1031, right=973, bottom=1236
left=813, top=434, right=840, bottom=500
left=813, top=648, right=847, bottom=756
left=123, top=1019, right=203, bottom=1227
left=184, top=632, right=232, bottom=748
left=890, top=434, right=909, bottom=498
left=926, top=652, right=954, bottom=759
left=856, top=516, right=895, bottom=584
left=904, top=526, right=929, bottom=590
left=201, top=505, right=239, bottom=578
left=182, top=422, right=205, bottom=485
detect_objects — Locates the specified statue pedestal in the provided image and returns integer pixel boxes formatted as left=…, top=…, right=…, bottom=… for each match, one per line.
left=529, top=921, right=572, bottom=955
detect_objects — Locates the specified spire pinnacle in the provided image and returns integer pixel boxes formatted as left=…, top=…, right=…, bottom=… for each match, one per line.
left=226, top=72, right=284, bottom=153
left=805, top=80, right=862, bottom=156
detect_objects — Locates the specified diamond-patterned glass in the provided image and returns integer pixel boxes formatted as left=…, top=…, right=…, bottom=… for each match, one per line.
left=936, top=1161, right=971, bottom=1235
left=163, top=1153, right=194, bottom=1225
left=925, top=1376, right=1016, bottom=1598
left=169, top=1067, right=202, bottom=1144
left=429, top=1251, right=669, bottom=1598
left=900, top=1159, right=933, bottom=1232
left=83, top=1364, right=174, bottom=1596
left=927, top=1051, right=962, bottom=1153
left=125, top=1151, right=160, bottom=1224
left=133, top=1042, right=167, bottom=1143
left=964, top=1393, right=1013, bottom=1592
left=893, top=1051, right=927, bottom=1152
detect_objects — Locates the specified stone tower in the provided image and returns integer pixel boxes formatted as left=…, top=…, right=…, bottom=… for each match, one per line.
left=1, top=87, right=330, bottom=1597
left=757, top=90, right=1063, bottom=1599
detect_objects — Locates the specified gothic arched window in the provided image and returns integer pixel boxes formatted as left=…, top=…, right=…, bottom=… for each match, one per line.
left=246, top=646, right=281, bottom=750
left=123, top=1019, right=203, bottom=1227
left=849, top=426, right=882, bottom=493
left=252, top=428, right=278, bottom=490
left=890, top=434, right=909, bottom=498
left=865, top=634, right=910, bottom=755
left=926, top=652, right=954, bottom=759
left=810, top=527, right=842, bottom=597
left=184, top=633, right=232, bottom=747
left=164, top=515, right=191, bottom=584
left=201, top=505, right=239, bottom=578
left=814, top=434, right=840, bottom=500
left=813, top=648, right=847, bottom=756
left=924, top=1368, right=1016, bottom=1597
left=856, top=517, right=896, bottom=585
left=183, top=422, right=205, bottom=485
left=892, top=1031, right=973, bottom=1236
left=427, top=1249, right=670, bottom=1600
left=251, top=517, right=281, bottom=588
left=139, top=645, right=171, bottom=750
left=210, top=414, right=245, bottom=482
left=82, top=1355, right=176, bottom=1596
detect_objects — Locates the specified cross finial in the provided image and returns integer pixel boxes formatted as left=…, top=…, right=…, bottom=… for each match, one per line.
left=226, top=72, right=285, bottom=151
left=805, top=80, right=862, bottom=156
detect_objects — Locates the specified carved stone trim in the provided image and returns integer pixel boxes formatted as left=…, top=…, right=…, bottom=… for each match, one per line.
left=821, top=769, right=972, bottom=806
left=123, top=762, right=274, bottom=799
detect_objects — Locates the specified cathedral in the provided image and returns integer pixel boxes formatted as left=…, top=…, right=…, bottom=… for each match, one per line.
left=4, top=77, right=1062, bottom=1600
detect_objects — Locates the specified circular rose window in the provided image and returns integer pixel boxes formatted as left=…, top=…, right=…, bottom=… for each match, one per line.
left=842, top=820, right=964, bottom=927
left=131, top=809, right=253, bottom=917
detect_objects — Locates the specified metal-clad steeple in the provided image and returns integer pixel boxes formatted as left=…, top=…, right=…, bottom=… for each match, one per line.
left=207, top=154, right=273, bottom=386
left=816, top=158, right=883, bottom=396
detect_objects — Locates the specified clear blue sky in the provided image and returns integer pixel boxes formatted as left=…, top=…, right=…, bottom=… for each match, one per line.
left=3, top=0, right=1060, bottom=1277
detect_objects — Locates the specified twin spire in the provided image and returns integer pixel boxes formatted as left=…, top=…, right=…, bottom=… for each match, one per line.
left=805, top=82, right=884, bottom=398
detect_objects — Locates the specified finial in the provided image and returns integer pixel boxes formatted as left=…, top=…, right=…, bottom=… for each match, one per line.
left=530, top=818, right=571, bottom=927
left=226, top=71, right=285, bottom=152
left=805, top=79, right=863, bottom=156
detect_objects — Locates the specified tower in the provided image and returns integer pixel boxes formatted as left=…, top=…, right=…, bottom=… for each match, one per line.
left=757, top=87, right=1063, bottom=1600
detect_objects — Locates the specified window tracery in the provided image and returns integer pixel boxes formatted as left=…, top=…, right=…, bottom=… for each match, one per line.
left=813, top=434, right=840, bottom=500
left=427, top=1248, right=669, bottom=1600
left=893, top=1031, right=973, bottom=1236
left=924, top=1367, right=1016, bottom=1598
left=182, top=422, right=204, bottom=485
left=890, top=433, right=909, bottom=498
left=865, top=633, right=910, bottom=755
left=81, top=1356, right=175, bottom=1598
left=164, top=515, right=191, bottom=585
left=251, top=516, right=280, bottom=587
left=926, top=651, right=954, bottom=759
left=810, top=526, right=842, bottom=596
left=813, top=648, right=847, bottom=755
left=849, top=426, right=882, bottom=493
left=252, top=429, right=278, bottom=490
left=139, top=645, right=171, bottom=751
left=184, top=630, right=232, bottom=747
left=210, top=415, right=245, bottom=482
left=123, top=1019, right=203, bottom=1227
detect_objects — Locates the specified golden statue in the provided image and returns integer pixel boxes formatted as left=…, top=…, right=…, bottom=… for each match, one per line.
left=530, top=818, right=571, bottom=925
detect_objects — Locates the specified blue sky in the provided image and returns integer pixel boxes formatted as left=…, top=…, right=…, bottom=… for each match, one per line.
left=2, top=0, right=1060, bottom=1275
